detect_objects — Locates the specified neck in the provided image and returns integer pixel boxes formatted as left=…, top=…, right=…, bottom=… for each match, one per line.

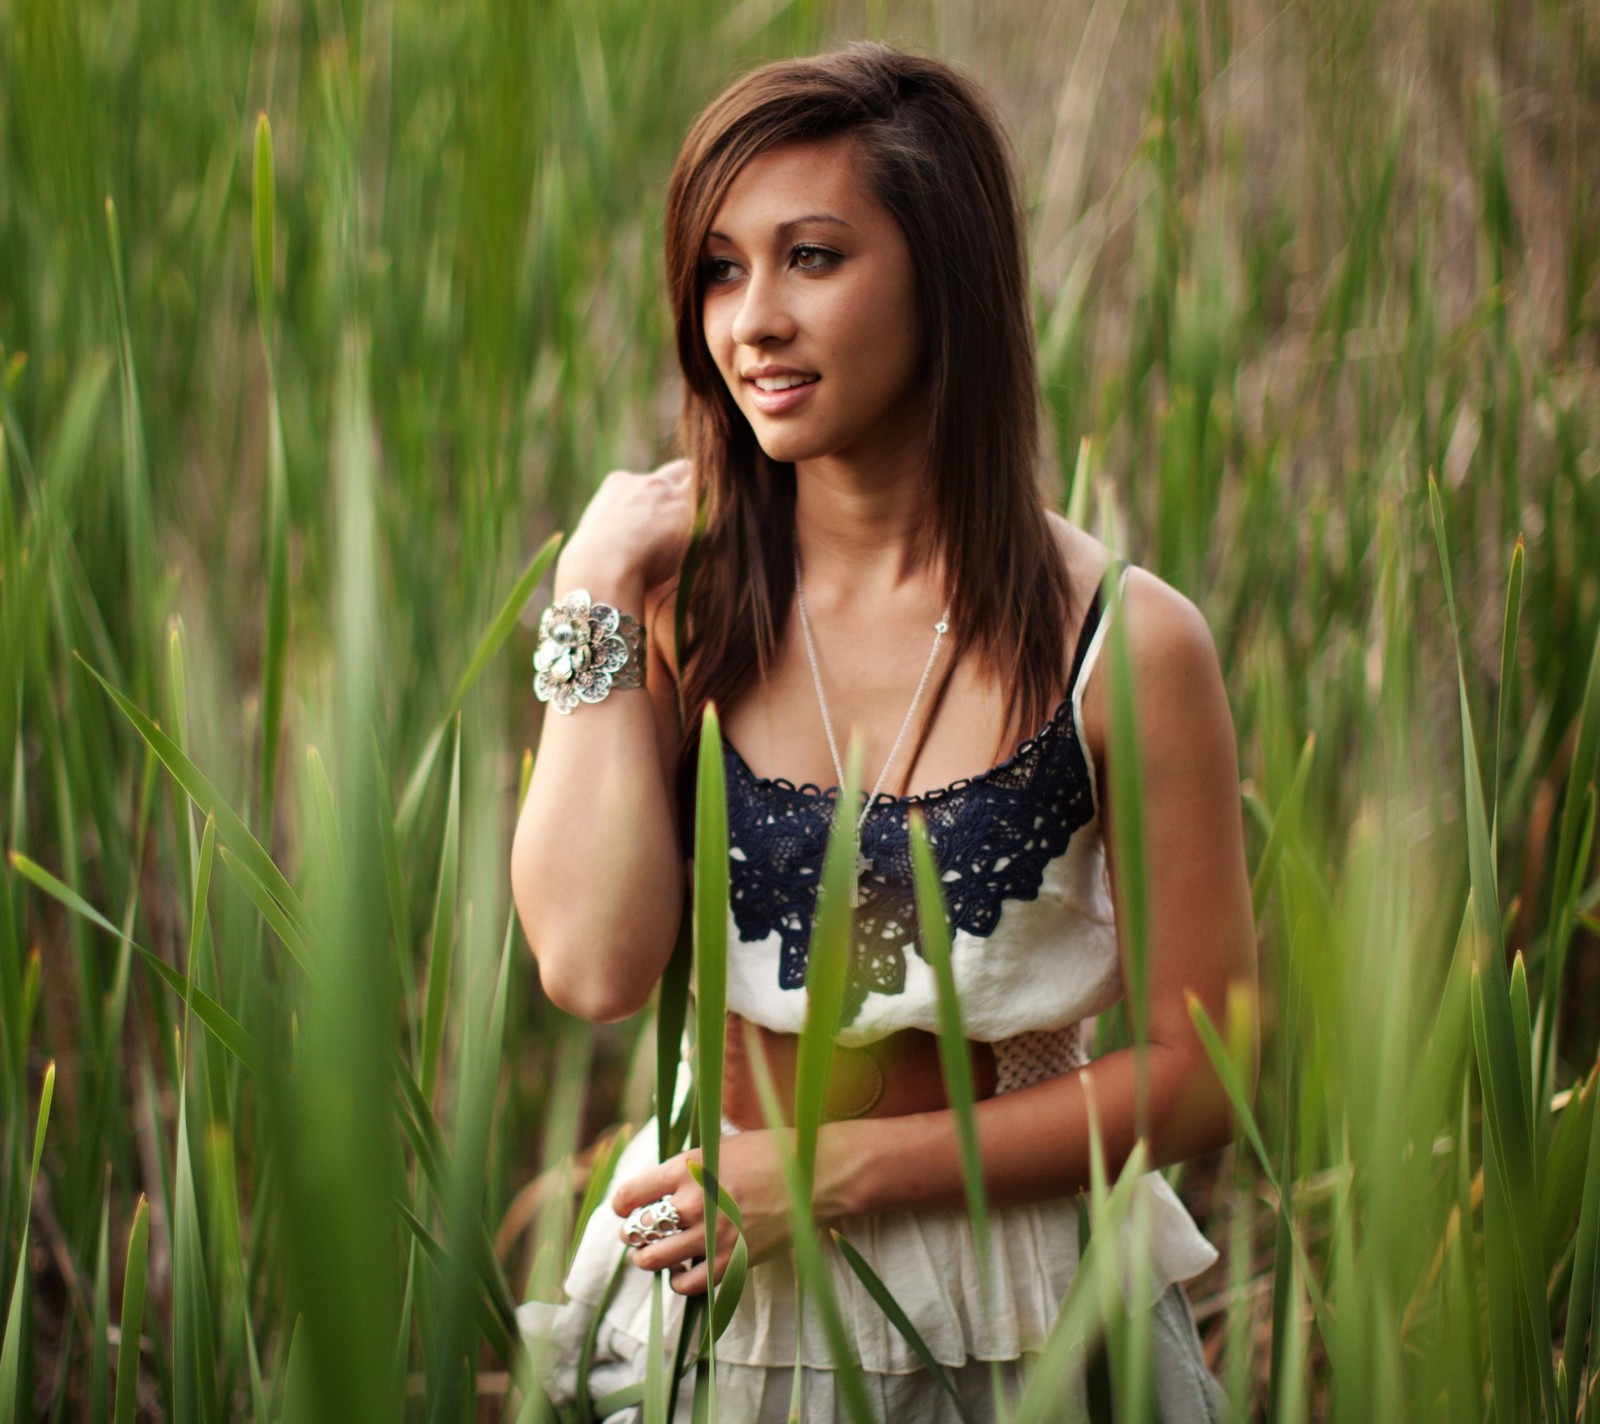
left=791, top=442, right=938, bottom=601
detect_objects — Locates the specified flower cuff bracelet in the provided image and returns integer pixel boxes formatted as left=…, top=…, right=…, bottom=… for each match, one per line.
left=531, top=589, right=646, bottom=714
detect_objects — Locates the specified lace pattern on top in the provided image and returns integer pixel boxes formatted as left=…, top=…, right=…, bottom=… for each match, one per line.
left=719, top=589, right=1107, bottom=1026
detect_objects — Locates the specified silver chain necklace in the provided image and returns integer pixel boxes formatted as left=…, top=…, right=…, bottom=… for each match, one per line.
left=793, top=554, right=951, bottom=908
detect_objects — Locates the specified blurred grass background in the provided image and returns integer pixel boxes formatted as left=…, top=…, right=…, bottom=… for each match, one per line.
left=2, top=0, right=1599, bottom=1418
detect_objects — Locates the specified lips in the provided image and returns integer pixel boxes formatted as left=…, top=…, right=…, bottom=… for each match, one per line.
left=746, top=374, right=820, bottom=415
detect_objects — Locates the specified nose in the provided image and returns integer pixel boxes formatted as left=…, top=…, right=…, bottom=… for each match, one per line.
left=729, top=264, right=796, bottom=348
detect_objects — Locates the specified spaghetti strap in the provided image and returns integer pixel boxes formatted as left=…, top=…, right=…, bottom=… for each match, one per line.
left=1069, top=559, right=1133, bottom=702
left=1067, top=558, right=1133, bottom=818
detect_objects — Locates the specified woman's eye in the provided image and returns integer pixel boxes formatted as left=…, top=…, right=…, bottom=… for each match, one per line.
left=701, top=247, right=838, bottom=283
left=793, top=245, right=838, bottom=271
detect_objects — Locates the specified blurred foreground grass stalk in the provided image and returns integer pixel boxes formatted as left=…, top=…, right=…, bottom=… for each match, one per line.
left=2, top=0, right=1600, bottom=1418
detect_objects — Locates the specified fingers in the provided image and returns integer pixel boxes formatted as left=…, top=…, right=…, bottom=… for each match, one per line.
left=661, top=1220, right=738, bottom=1297
left=670, top=1259, right=710, bottom=1295
left=629, top=1221, right=738, bottom=1297
left=612, top=1155, right=700, bottom=1217
left=629, top=1221, right=704, bottom=1274
left=614, top=1164, right=740, bottom=1298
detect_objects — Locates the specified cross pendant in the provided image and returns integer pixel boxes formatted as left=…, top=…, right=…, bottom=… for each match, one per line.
left=851, top=850, right=873, bottom=909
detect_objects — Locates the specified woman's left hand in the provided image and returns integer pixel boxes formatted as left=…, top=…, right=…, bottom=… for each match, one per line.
left=612, top=1130, right=792, bottom=1295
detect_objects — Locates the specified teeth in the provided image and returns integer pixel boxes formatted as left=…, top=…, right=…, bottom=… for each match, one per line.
left=753, top=374, right=818, bottom=392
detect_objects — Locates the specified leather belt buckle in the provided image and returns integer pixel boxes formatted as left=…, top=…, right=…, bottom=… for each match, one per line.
left=721, top=1013, right=997, bottom=1130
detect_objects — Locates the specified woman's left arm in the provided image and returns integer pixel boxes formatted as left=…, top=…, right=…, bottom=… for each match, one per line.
left=617, top=571, right=1260, bottom=1290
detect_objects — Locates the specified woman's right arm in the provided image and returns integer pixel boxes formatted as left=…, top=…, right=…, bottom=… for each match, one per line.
left=509, top=459, right=693, bottom=1022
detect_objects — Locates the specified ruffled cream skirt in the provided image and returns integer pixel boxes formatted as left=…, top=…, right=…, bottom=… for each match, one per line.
left=518, top=1117, right=1227, bottom=1422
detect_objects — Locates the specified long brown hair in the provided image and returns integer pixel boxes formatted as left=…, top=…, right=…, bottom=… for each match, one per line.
left=663, top=42, right=1074, bottom=785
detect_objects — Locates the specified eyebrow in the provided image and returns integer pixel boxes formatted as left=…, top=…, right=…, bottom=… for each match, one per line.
left=705, top=213, right=854, bottom=243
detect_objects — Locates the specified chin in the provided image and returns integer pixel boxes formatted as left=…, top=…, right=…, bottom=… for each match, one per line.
left=754, top=435, right=820, bottom=464
left=747, top=423, right=830, bottom=466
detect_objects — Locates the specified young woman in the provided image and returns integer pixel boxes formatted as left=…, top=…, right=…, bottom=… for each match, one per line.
left=512, top=42, right=1257, bottom=1422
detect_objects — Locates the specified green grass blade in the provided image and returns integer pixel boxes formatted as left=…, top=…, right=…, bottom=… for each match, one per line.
left=185, top=812, right=215, bottom=982
left=1492, top=538, right=1524, bottom=845
left=574, top=1256, right=633, bottom=1424
left=445, top=530, right=564, bottom=727
left=1561, top=1048, right=1600, bottom=1416
left=394, top=722, right=446, bottom=845
left=171, top=1052, right=220, bottom=1421
left=73, top=653, right=308, bottom=930
left=831, top=1230, right=979, bottom=1424
left=1188, top=992, right=1329, bottom=1329
left=393, top=532, right=563, bottom=837
left=644, top=1272, right=668, bottom=1424
left=254, top=111, right=289, bottom=834
left=1509, top=952, right=1533, bottom=1122
left=743, top=1023, right=878, bottom=1424
left=908, top=811, right=990, bottom=1273
left=1429, top=476, right=1504, bottom=955
left=394, top=1055, right=448, bottom=1191
left=571, top=1127, right=634, bottom=1270
left=708, top=1237, right=748, bottom=1347
left=686, top=1159, right=749, bottom=1344
left=1250, top=732, right=1315, bottom=923
left=112, top=1196, right=149, bottom=1424
left=1187, top=993, right=1274, bottom=1196
left=1471, top=958, right=1558, bottom=1419
left=793, top=735, right=864, bottom=1194
left=667, top=1296, right=705, bottom=1424
left=371, top=732, right=414, bottom=980
left=1541, top=1055, right=1599, bottom=1267
left=8, top=848, right=268, bottom=1074
left=8, top=849, right=130, bottom=943
left=591, top=1384, right=646, bottom=1418
left=1543, top=614, right=1600, bottom=1083
left=102, top=197, right=157, bottom=664
left=0, top=1062, right=53, bottom=1424
left=1432, top=480, right=1558, bottom=1413
left=692, top=700, right=729, bottom=1396
left=217, top=845, right=314, bottom=976
left=90, top=1185, right=111, bottom=1424
left=306, top=744, right=343, bottom=879
left=1102, top=567, right=1154, bottom=1138
left=252, top=113, right=276, bottom=354
left=657, top=912, right=694, bottom=1163
left=420, top=715, right=462, bottom=1102
left=1012, top=1131, right=1150, bottom=1424
left=1473, top=970, right=1523, bottom=1424
left=138, top=949, right=268, bottom=1080
left=393, top=1203, right=518, bottom=1363
left=396, top=1038, right=521, bottom=1332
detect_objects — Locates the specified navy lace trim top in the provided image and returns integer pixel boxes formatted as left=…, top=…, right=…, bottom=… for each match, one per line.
left=682, top=580, right=1114, bottom=1028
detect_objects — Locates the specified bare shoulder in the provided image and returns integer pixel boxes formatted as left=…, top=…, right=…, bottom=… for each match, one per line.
left=1117, top=567, right=1221, bottom=685
left=1044, top=510, right=1117, bottom=612
left=1052, top=534, right=1228, bottom=767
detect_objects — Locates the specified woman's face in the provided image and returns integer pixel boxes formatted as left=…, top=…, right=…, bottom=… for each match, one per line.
left=700, top=135, right=927, bottom=470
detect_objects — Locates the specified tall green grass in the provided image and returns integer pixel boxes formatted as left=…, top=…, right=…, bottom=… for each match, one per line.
left=3, top=0, right=1599, bottom=1418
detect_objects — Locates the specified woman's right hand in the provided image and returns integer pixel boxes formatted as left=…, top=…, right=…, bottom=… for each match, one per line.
left=558, top=457, right=695, bottom=591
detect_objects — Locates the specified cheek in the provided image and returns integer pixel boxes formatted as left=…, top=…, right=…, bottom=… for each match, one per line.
left=851, top=273, right=917, bottom=357
left=700, top=304, right=730, bottom=372
left=853, top=293, right=921, bottom=393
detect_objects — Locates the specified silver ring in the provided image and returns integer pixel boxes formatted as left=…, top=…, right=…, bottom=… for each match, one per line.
left=623, top=1195, right=682, bottom=1249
